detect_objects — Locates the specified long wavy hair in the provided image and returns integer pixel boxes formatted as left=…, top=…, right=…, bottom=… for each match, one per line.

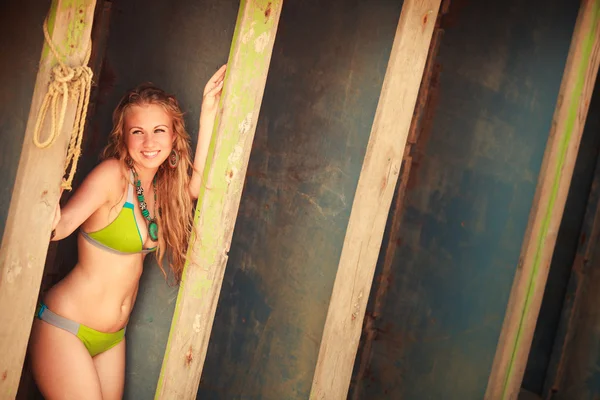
left=102, top=84, right=193, bottom=282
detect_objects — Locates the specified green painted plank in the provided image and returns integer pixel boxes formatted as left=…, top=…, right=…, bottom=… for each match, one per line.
left=502, top=4, right=600, bottom=396
left=485, top=1, right=600, bottom=399
left=155, top=1, right=283, bottom=398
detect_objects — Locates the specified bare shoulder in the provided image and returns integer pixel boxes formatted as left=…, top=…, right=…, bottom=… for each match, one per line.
left=91, top=158, right=125, bottom=179
left=59, top=159, right=129, bottom=233
left=81, top=159, right=128, bottom=201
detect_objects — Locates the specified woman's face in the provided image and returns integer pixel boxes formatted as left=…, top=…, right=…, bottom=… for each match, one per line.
left=124, top=103, right=175, bottom=172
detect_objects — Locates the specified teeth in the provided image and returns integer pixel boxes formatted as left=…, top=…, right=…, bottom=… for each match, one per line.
left=143, top=151, right=159, bottom=157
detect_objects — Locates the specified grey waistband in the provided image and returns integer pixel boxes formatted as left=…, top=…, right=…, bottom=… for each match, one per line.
left=37, top=304, right=127, bottom=335
left=37, top=304, right=80, bottom=336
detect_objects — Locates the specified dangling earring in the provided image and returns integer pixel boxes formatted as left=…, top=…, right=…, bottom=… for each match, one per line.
left=168, top=149, right=179, bottom=169
left=125, top=154, right=134, bottom=168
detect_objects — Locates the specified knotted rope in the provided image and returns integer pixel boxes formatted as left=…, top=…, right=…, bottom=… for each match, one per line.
left=32, top=17, right=93, bottom=191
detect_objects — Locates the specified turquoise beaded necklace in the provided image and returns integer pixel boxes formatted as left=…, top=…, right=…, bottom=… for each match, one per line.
left=131, top=168, right=158, bottom=242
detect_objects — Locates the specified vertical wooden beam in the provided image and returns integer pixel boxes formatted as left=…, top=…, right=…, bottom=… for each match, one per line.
left=309, top=1, right=441, bottom=399
left=542, top=153, right=600, bottom=397
left=40, top=0, right=111, bottom=295
left=155, top=1, right=283, bottom=398
left=485, top=1, right=600, bottom=399
left=0, top=1, right=96, bottom=398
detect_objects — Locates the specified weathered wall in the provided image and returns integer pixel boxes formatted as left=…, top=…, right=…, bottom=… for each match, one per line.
left=197, top=0, right=403, bottom=398
left=8, top=0, right=586, bottom=398
left=349, top=0, right=579, bottom=399
left=0, top=0, right=51, bottom=244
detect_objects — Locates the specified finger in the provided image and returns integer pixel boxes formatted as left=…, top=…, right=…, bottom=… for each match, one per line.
left=211, top=64, right=227, bottom=83
left=207, top=80, right=224, bottom=96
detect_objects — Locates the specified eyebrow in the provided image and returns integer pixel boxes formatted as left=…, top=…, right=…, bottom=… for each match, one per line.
left=128, top=124, right=169, bottom=131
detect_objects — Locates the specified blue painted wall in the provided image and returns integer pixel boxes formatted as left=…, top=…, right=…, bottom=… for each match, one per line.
left=9, top=0, right=588, bottom=398
left=0, top=0, right=50, bottom=243
left=197, top=0, right=403, bottom=398
left=349, top=1, right=579, bottom=399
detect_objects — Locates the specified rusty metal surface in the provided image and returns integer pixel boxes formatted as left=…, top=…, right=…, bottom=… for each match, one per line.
left=197, top=0, right=403, bottom=398
left=349, top=0, right=579, bottom=398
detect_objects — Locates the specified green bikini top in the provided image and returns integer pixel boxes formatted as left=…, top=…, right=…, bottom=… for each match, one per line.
left=81, top=172, right=157, bottom=255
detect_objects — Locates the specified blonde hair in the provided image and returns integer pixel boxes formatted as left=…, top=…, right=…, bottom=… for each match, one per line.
left=102, top=84, right=193, bottom=282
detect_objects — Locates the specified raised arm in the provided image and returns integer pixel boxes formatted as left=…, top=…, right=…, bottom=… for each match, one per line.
left=189, top=64, right=226, bottom=200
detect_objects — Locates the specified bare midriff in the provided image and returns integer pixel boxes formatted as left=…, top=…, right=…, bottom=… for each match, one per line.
left=43, top=233, right=147, bottom=333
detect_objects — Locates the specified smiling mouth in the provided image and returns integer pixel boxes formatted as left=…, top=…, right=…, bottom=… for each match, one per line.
left=142, top=151, right=160, bottom=158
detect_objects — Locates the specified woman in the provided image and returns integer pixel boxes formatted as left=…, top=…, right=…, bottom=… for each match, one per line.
left=28, top=65, right=227, bottom=399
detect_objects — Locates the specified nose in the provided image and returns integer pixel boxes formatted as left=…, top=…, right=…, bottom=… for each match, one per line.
left=143, top=133, right=155, bottom=147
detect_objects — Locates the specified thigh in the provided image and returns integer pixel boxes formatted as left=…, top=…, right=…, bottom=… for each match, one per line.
left=93, top=338, right=126, bottom=400
left=29, top=319, right=103, bottom=400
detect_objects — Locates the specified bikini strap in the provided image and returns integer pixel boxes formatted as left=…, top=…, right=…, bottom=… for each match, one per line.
left=127, top=169, right=135, bottom=204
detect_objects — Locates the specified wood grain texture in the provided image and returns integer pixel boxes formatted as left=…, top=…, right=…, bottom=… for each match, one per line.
left=309, top=1, right=441, bottom=398
left=485, top=1, right=600, bottom=398
left=155, top=1, right=283, bottom=398
left=0, top=0, right=96, bottom=398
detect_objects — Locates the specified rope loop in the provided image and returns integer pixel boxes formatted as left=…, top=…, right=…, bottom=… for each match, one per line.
left=32, top=17, right=93, bottom=191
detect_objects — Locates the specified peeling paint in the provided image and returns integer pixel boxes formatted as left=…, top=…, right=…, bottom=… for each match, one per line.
left=254, top=32, right=271, bottom=53
left=191, top=274, right=214, bottom=301
left=228, top=144, right=244, bottom=164
left=6, top=259, right=22, bottom=284
left=157, top=0, right=283, bottom=395
left=238, top=112, right=253, bottom=135
left=43, top=0, right=95, bottom=63
left=352, top=291, right=364, bottom=321
left=241, top=21, right=257, bottom=44
left=193, top=314, right=202, bottom=333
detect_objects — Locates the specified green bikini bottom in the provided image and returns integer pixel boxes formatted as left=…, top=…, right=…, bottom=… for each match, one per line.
left=36, top=303, right=125, bottom=357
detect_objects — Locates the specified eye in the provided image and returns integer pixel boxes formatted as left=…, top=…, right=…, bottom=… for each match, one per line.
left=131, top=129, right=143, bottom=135
left=155, top=128, right=166, bottom=134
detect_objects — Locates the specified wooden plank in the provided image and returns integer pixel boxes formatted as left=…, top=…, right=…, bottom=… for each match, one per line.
left=350, top=11, right=445, bottom=399
left=309, top=1, right=441, bottom=398
left=542, top=153, right=600, bottom=397
left=485, top=1, right=600, bottom=399
left=0, top=0, right=96, bottom=398
left=154, top=1, right=283, bottom=398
